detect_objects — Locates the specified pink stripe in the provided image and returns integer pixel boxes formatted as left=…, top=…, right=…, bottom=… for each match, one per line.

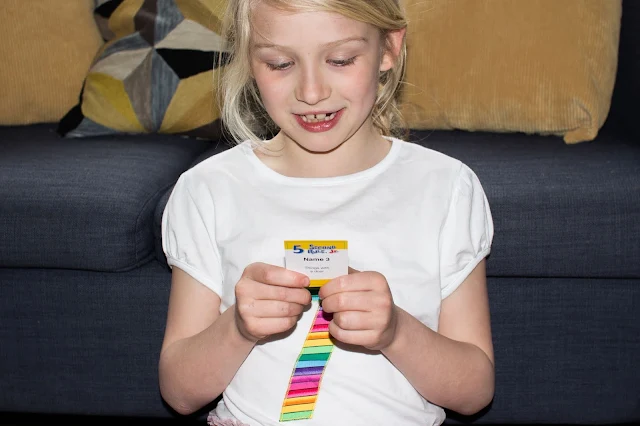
left=291, top=374, right=321, bottom=383
left=289, top=381, right=319, bottom=391
left=287, top=388, right=319, bottom=398
left=311, top=324, right=329, bottom=332
left=313, top=317, right=331, bottom=326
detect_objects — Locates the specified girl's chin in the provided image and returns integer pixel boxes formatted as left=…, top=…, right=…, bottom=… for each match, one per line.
left=288, top=136, right=348, bottom=155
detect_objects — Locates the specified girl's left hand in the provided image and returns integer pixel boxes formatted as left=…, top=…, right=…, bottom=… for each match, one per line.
left=318, top=268, right=398, bottom=351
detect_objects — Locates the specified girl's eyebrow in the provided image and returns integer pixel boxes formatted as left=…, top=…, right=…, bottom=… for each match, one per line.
left=252, top=36, right=368, bottom=51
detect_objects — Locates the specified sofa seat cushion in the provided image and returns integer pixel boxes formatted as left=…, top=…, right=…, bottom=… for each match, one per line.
left=409, top=122, right=639, bottom=279
left=0, top=124, right=210, bottom=271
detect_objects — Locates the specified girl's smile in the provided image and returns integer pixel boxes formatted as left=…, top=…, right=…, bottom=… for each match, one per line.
left=294, top=108, right=344, bottom=132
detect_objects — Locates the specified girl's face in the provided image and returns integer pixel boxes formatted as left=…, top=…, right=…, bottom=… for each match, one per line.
left=249, top=2, right=399, bottom=156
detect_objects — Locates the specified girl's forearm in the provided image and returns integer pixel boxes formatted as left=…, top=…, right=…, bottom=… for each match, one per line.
left=158, top=305, right=255, bottom=415
left=381, top=307, right=495, bottom=415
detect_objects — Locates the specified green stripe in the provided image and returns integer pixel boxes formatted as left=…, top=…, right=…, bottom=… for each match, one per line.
left=299, top=352, right=331, bottom=361
left=301, top=345, right=333, bottom=355
left=307, top=287, right=320, bottom=295
left=281, top=411, right=313, bottom=421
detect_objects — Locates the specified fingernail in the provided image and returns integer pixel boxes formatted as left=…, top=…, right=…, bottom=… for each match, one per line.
left=302, top=276, right=310, bottom=287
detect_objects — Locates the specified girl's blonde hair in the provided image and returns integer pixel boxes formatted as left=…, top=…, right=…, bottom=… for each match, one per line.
left=219, top=0, right=407, bottom=143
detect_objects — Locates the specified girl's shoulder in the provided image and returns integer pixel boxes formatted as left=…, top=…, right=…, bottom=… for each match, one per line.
left=390, top=137, right=486, bottom=195
left=391, top=137, right=464, bottom=173
left=188, top=140, right=249, bottom=172
left=176, top=141, right=252, bottom=188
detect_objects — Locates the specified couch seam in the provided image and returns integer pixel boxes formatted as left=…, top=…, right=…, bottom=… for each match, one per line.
left=133, top=181, right=178, bottom=269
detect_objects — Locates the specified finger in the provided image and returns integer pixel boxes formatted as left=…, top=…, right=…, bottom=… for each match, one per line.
left=320, top=291, right=373, bottom=314
left=255, top=284, right=311, bottom=305
left=328, top=321, right=379, bottom=347
left=243, top=262, right=309, bottom=288
left=331, top=311, right=385, bottom=331
left=236, top=278, right=311, bottom=306
left=244, top=317, right=300, bottom=339
left=319, top=272, right=383, bottom=299
left=348, top=267, right=360, bottom=274
left=239, top=299, right=306, bottom=318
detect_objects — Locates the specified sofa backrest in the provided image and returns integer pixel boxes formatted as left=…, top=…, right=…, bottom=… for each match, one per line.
left=608, top=0, right=639, bottom=138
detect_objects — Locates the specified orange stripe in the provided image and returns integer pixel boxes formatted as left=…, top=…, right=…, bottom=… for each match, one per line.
left=283, top=395, right=317, bottom=406
left=306, top=332, right=330, bottom=340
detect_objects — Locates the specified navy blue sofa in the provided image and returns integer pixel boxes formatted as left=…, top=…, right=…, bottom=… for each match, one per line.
left=1, top=2, right=638, bottom=424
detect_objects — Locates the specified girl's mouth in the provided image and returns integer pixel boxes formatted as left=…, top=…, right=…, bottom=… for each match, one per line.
left=294, top=109, right=344, bottom=133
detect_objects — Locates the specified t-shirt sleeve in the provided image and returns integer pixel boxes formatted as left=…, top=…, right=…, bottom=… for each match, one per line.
left=161, top=174, right=223, bottom=296
left=439, top=163, right=494, bottom=299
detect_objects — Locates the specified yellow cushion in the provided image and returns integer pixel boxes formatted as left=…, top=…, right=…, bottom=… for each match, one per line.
left=401, top=0, right=622, bottom=144
left=0, top=1, right=103, bottom=125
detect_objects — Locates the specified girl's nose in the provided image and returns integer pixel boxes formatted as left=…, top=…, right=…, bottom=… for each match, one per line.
left=295, top=67, right=331, bottom=105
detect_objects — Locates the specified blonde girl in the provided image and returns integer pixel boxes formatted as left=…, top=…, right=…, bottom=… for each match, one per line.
left=160, top=1, right=495, bottom=425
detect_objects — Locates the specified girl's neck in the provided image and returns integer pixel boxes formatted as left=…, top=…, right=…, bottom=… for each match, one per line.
left=255, top=129, right=392, bottom=179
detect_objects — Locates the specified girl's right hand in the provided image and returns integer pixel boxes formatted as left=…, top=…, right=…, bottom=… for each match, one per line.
left=234, top=262, right=311, bottom=342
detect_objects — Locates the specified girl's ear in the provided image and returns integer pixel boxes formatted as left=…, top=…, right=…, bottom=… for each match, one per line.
left=380, top=27, right=406, bottom=72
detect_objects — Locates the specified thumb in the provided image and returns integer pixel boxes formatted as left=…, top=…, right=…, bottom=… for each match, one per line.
left=348, top=267, right=360, bottom=274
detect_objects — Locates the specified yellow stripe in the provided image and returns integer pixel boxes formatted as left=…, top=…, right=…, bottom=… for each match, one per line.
left=308, top=279, right=330, bottom=288
left=303, top=338, right=333, bottom=347
left=306, top=332, right=330, bottom=340
left=283, top=396, right=317, bottom=406
left=281, top=403, right=316, bottom=414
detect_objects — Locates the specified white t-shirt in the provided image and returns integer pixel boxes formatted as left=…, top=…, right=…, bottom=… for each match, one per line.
left=162, top=138, right=493, bottom=426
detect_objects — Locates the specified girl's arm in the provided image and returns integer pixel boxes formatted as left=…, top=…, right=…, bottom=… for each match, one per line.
left=158, top=267, right=254, bottom=415
left=158, top=265, right=311, bottom=415
left=381, top=259, right=495, bottom=415
left=320, top=259, right=494, bottom=416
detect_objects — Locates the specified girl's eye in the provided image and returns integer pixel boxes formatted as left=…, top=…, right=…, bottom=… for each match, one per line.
left=329, top=57, right=357, bottom=67
left=266, top=62, right=293, bottom=71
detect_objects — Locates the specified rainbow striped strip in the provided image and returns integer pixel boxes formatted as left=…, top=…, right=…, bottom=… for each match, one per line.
left=280, top=280, right=333, bottom=421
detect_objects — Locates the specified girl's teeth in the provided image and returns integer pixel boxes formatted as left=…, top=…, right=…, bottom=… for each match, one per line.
left=301, top=112, right=337, bottom=123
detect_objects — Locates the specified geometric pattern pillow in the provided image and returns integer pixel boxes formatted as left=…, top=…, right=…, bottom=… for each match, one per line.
left=58, top=0, right=228, bottom=140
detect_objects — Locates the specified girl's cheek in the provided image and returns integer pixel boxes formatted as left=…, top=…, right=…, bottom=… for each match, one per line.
left=259, top=74, right=290, bottom=95
left=254, top=70, right=277, bottom=91
left=340, top=67, right=378, bottom=96
left=255, top=76, right=291, bottom=110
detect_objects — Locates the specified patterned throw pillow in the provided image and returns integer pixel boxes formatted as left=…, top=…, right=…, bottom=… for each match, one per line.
left=58, top=0, right=228, bottom=139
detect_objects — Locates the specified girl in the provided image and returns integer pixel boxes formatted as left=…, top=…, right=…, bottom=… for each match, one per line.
left=160, top=0, right=495, bottom=425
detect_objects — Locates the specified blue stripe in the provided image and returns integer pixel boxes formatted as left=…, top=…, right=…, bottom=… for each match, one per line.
left=295, top=360, right=327, bottom=369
